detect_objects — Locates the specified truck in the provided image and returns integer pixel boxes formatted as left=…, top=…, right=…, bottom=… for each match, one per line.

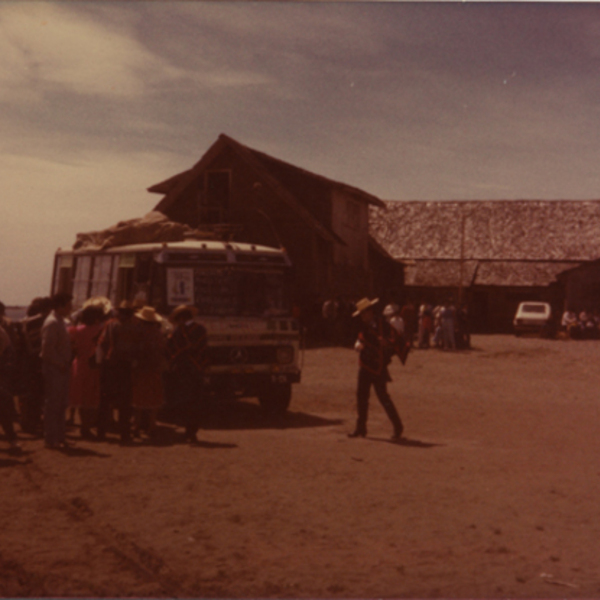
left=51, top=239, right=301, bottom=414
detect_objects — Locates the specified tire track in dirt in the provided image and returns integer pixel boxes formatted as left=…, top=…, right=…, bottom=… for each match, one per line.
left=0, top=551, right=50, bottom=596
left=15, top=459, right=190, bottom=597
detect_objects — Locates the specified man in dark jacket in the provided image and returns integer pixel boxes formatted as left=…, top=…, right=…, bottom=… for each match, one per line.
left=96, top=301, right=138, bottom=443
left=0, top=324, right=21, bottom=453
left=19, top=297, right=53, bottom=434
left=348, top=297, right=404, bottom=441
left=165, top=305, right=208, bottom=444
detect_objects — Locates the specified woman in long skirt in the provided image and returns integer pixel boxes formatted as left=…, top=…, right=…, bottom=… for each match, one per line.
left=68, top=305, right=104, bottom=439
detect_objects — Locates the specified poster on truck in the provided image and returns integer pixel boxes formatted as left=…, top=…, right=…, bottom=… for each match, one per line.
left=167, top=268, right=195, bottom=305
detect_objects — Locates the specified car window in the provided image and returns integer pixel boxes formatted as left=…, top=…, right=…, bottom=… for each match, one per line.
left=522, top=304, right=547, bottom=313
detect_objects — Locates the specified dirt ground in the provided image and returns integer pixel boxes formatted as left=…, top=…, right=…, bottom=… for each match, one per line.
left=1, top=334, right=600, bottom=598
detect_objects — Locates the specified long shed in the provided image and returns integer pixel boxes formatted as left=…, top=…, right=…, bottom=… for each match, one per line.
left=370, top=200, right=600, bottom=331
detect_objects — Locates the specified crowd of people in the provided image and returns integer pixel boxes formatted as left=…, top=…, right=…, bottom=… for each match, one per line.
left=316, top=297, right=471, bottom=351
left=0, top=295, right=208, bottom=453
left=0, top=292, right=472, bottom=454
left=561, top=309, right=600, bottom=339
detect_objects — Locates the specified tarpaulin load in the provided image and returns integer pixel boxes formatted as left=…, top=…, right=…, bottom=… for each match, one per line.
left=73, top=211, right=214, bottom=250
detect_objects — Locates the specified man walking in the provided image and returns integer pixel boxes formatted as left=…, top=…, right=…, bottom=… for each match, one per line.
left=40, top=293, right=73, bottom=449
left=348, top=297, right=404, bottom=441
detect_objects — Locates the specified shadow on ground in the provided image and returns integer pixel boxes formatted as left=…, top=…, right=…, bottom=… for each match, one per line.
left=56, top=444, right=112, bottom=458
left=0, top=457, right=30, bottom=468
left=201, top=401, right=343, bottom=432
left=0, top=446, right=34, bottom=467
left=68, top=400, right=342, bottom=448
left=369, top=435, right=444, bottom=449
left=158, top=399, right=343, bottom=433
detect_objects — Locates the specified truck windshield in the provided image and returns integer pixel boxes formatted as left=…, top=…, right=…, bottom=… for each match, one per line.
left=194, top=268, right=289, bottom=317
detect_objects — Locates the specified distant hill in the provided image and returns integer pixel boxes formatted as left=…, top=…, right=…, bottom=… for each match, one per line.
left=5, top=307, right=27, bottom=321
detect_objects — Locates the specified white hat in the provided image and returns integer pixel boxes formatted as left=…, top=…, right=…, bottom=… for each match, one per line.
left=353, top=297, right=379, bottom=318
left=383, top=303, right=399, bottom=318
left=83, top=296, right=113, bottom=316
left=135, top=306, right=163, bottom=323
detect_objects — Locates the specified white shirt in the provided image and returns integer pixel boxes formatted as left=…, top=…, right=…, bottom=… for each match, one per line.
left=387, top=315, right=404, bottom=335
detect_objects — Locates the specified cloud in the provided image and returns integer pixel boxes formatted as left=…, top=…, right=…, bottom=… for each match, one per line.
left=0, top=2, right=184, bottom=100
left=0, top=148, right=184, bottom=304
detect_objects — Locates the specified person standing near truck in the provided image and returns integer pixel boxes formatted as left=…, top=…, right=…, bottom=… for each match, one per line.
left=40, top=293, right=73, bottom=450
left=131, top=306, right=166, bottom=441
left=0, top=321, right=21, bottom=453
left=19, top=297, right=53, bottom=435
left=96, top=301, right=138, bottom=444
left=165, top=305, right=208, bottom=444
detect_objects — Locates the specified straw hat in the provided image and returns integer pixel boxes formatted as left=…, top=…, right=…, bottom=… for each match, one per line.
left=169, top=304, right=198, bottom=323
left=83, top=296, right=113, bottom=316
left=135, top=306, right=163, bottom=323
left=353, top=297, right=379, bottom=317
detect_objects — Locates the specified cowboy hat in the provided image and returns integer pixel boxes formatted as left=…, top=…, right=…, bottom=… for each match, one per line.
left=135, top=306, right=163, bottom=323
left=169, top=304, right=198, bottom=323
left=353, top=297, right=379, bottom=317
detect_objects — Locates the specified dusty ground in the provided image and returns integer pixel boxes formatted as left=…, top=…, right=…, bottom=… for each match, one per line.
left=1, top=334, right=600, bottom=598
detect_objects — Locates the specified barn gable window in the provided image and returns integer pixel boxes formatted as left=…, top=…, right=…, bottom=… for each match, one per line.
left=199, top=170, right=231, bottom=224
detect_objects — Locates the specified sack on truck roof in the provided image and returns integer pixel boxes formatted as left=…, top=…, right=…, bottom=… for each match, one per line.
left=73, top=211, right=217, bottom=251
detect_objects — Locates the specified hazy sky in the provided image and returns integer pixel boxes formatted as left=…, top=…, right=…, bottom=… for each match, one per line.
left=2, top=1, right=600, bottom=305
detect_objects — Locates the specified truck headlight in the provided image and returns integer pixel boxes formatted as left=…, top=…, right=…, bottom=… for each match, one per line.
left=276, top=345, right=294, bottom=365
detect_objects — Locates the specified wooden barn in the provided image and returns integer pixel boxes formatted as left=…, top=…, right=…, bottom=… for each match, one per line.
left=148, top=134, right=403, bottom=312
left=370, top=200, right=600, bottom=332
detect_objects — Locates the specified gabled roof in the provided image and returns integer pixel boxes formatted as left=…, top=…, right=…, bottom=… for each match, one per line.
left=149, top=134, right=385, bottom=246
left=370, top=200, right=600, bottom=261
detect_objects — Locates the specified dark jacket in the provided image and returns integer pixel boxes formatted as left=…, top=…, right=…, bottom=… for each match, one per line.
left=357, top=316, right=395, bottom=377
left=166, top=321, right=208, bottom=373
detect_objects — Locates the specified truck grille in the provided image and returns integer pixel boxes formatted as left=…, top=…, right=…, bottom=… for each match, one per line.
left=207, top=345, right=281, bottom=366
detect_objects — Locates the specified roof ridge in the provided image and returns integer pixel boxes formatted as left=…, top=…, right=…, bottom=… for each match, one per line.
left=220, top=134, right=384, bottom=207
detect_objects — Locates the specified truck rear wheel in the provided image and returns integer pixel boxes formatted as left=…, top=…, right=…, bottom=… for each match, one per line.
left=259, top=383, right=291, bottom=415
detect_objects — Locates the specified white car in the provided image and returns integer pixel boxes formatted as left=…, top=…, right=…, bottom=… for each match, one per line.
left=513, top=302, right=553, bottom=336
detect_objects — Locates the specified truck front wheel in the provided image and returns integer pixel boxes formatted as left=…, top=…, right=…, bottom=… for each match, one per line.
left=258, top=383, right=291, bottom=415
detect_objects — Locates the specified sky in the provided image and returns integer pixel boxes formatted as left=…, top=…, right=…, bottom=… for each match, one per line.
left=2, top=0, right=600, bottom=305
